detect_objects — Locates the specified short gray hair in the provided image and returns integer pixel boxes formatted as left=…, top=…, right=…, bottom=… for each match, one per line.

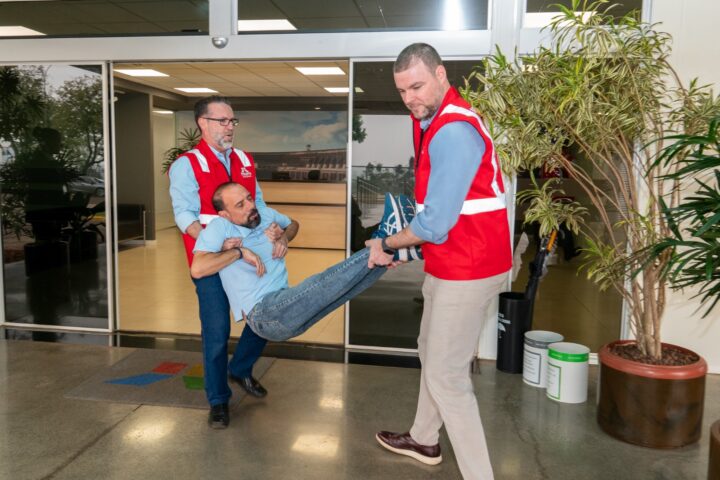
left=394, top=43, right=443, bottom=73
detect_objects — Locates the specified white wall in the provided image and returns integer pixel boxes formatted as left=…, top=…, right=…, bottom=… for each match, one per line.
left=152, top=112, right=176, bottom=230
left=651, top=0, right=720, bottom=373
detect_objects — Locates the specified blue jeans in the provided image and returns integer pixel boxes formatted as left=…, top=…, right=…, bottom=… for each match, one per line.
left=193, top=273, right=267, bottom=406
left=247, top=248, right=386, bottom=341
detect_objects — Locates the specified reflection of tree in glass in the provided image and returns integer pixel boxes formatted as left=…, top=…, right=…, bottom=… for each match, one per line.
left=0, top=66, right=103, bottom=243
left=52, top=76, right=103, bottom=174
left=360, top=157, right=415, bottom=196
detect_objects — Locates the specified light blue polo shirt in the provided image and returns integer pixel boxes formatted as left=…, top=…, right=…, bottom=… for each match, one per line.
left=193, top=204, right=292, bottom=320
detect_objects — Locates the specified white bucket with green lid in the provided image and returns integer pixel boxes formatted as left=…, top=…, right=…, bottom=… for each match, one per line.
left=546, top=342, right=590, bottom=404
left=523, top=330, right=564, bottom=388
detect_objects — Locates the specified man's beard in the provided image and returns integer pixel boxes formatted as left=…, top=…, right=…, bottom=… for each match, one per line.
left=213, top=131, right=233, bottom=150
left=241, top=209, right=261, bottom=229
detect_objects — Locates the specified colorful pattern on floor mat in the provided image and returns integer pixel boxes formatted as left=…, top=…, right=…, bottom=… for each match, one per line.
left=105, top=362, right=204, bottom=390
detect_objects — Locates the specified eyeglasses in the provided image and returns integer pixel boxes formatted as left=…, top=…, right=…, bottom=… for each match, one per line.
left=202, top=117, right=239, bottom=127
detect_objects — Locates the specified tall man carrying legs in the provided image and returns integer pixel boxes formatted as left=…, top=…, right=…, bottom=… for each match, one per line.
left=169, top=96, right=283, bottom=429
left=366, top=43, right=512, bottom=479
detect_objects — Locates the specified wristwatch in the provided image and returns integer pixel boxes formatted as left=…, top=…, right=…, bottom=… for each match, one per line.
left=234, top=246, right=243, bottom=259
left=381, top=237, right=396, bottom=255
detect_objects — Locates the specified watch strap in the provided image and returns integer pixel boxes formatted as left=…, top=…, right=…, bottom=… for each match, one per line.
left=381, top=237, right=396, bottom=255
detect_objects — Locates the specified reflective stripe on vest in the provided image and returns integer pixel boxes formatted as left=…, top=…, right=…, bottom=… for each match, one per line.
left=439, top=104, right=503, bottom=199
left=186, top=149, right=209, bottom=173
left=198, top=213, right=219, bottom=225
left=416, top=196, right=506, bottom=215
left=234, top=148, right=251, bottom=167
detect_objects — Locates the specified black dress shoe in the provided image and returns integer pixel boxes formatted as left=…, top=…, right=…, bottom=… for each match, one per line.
left=208, top=403, right=229, bottom=429
left=230, top=374, right=268, bottom=398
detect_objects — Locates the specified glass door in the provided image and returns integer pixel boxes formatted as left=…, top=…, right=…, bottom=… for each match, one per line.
left=0, top=63, right=111, bottom=332
left=347, top=58, right=484, bottom=350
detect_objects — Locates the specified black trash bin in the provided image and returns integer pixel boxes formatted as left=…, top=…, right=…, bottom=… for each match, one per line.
left=496, top=291, right=533, bottom=373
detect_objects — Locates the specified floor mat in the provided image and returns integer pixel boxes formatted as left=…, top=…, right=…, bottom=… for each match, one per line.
left=65, top=349, right=274, bottom=409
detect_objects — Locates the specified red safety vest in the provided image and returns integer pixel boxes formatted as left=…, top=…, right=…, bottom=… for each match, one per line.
left=171, top=138, right=257, bottom=266
left=413, top=87, right=512, bottom=280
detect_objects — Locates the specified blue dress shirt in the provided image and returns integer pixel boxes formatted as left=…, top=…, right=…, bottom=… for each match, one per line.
left=409, top=116, right=487, bottom=244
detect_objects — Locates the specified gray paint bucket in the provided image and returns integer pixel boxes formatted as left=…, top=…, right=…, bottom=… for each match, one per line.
left=523, top=330, right=564, bottom=388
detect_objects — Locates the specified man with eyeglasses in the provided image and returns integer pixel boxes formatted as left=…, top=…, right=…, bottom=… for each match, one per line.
left=169, top=96, right=285, bottom=429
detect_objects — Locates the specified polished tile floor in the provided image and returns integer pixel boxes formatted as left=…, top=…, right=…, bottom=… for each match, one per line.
left=0, top=339, right=717, bottom=480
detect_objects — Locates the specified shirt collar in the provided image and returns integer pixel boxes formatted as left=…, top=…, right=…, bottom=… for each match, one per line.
left=420, top=109, right=440, bottom=131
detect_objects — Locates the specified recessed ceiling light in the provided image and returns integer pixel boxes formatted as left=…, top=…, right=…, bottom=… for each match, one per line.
left=296, top=67, right=345, bottom=76
left=324, top=87, right=349, bottom=94
left=314, top=107, right=321, bottom=110
left=354, top=87, right=364, bottom=93
left=0, top=26, right=45, bottom=37
left=174, top=87, right=219, bottom=93
left=153, top=110, right=174, bottom=115
left=114, top=69, right=168, bottom=77
left=237, top=19, right=296, bottom=31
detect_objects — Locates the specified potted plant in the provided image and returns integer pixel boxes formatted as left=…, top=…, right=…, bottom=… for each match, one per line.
left=463, top=0, right=719, bottom=448
left=161, top=127, right=200, bottom=174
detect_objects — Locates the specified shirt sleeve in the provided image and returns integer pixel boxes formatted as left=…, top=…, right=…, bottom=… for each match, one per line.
left=409, top=121, right=486, bottom=244
left=254, top=180, right=267, bottom=210
left=261, top=205, right=291, bottom=229
left=168, top=156, right=201, bottom=233
left=193, top=218, right=229, bottom=253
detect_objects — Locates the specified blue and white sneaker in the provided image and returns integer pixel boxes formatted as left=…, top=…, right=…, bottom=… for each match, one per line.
left=371, top=193, right=423, bottom=262
left=371, top=193, right=404, bottom=240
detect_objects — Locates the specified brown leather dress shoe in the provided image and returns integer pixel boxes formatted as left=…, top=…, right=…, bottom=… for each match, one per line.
left=376, top=431, right=442, bottom=465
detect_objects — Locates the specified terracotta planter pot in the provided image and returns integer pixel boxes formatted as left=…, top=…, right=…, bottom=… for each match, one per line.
left=710, top=420, right=720, bottom=480
left=597, top=340, right=707, bottom=449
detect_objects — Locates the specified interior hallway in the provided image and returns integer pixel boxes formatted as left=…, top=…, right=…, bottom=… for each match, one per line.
left=1, top=339, right=716, bottom=480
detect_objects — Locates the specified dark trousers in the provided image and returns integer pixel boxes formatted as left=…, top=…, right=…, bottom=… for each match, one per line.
left=192, top=274, right=267, bottom=406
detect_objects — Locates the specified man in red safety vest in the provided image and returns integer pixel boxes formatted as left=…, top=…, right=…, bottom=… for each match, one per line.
left=367, top=43, right=512, bottom=479
left=169, top=96, right=286, bottom=429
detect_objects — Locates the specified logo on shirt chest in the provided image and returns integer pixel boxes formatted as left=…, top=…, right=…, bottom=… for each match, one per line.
left=240, top=166, right=252, bottom=178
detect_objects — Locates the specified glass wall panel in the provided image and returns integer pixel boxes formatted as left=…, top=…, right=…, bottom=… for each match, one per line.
left=525, top=0, right=642, bottom=27
left=0, top=1, right=208, bottom=38
left=348, top=60, right=481, bottom=349
left=0, top=64, right=108, bottom=329
left=237, top=0, right=489, bottom=33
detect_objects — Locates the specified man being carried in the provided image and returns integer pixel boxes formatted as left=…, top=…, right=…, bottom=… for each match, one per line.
left=192, top=182, right=409, bottom=345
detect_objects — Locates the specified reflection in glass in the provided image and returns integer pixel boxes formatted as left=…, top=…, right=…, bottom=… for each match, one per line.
left=0, top=0, right=208, bottom=37
left=0, top=65, right=107, bottom=329
left=348, top=60, right=481, bottom=349
left=237, top=0, right=489, bottom=32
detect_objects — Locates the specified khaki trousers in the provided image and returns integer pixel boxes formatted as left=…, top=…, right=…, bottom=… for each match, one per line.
left=409, top=271, right=508, bottom=480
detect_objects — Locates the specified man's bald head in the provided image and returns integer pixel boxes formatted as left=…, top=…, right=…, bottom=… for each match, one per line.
left=212, top=182, right=260, bottom=228
left=212, top=182, right=249, bottom=212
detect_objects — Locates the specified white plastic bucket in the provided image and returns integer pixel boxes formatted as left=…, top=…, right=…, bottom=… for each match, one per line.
left=546, top=342, right=590, bottom=404
left=523, top=330, right=564, bottom=388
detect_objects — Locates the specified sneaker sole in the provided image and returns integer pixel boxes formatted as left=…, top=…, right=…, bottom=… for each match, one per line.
left=375, top=433, right=442, bottom=466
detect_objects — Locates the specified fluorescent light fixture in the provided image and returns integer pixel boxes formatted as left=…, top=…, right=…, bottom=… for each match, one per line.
left=153, top=110, right=174, bottom=115
left=324, top=87, right=349, bottom=94
left=114, top=69, right=168, bottom=77
left=295, top=67, right=345, bottom=76
left=354, top=87, right=364, bottom=93
left=0, top=26, right=45, bottom=36
left=237, top=19, right=296, bottom=31
left=442, top=0, right=464, bottom=31
left=524, top=11, right=595, bottom=28
left=174, top=87, right=218, bottom=93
